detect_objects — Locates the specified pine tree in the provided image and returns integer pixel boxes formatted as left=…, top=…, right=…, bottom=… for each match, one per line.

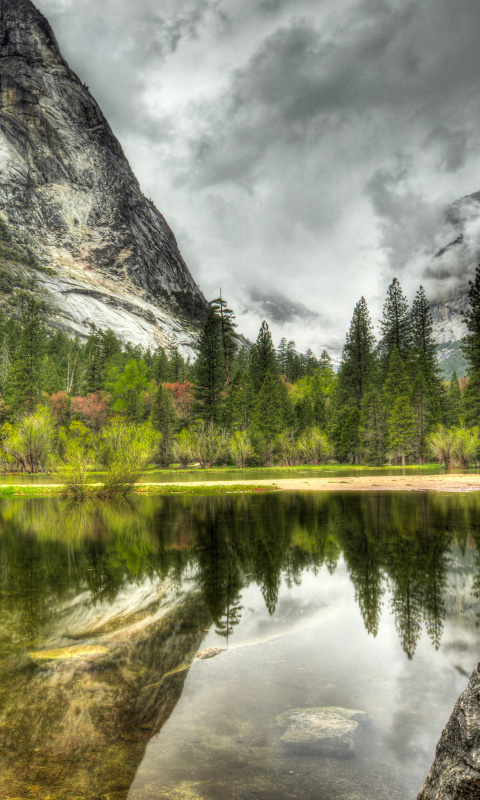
left=411, top=286, right=438, bottom=370
left=360, top=387, right=386, bottom=465
left=6, top=299, right=46, bottom=413
left=461, top=265, right=480, bottom=423
left=210, top=294, right=237, bottom=387
left=378, top=278, right=412, bottom=370
left=194, top=306, right=225, bottom=423
left=277, top=338, right=288, bottom=375
left=337, top=296, right=377, bottom=407
left=382, top=346, right=410, bottom=414
left=387, top=396, right=416, bottom=466
left=446, top=370, right=463, bottom=427
left=249, top=371, right=291, bottom=456
left=337, top=406, right=361, bottom=463
left=249, top=321, right=278, bottom=393
left=151, top=384, right=175, bottom=466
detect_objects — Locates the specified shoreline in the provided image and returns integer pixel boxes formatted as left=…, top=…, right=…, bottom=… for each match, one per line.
left=0, top=473, right=480, bottom=497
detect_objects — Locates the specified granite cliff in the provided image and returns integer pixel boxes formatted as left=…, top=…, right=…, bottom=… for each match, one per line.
left=0, top=0, right=206, bottom=354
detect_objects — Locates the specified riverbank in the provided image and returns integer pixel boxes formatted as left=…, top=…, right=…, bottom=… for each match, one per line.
left=0, top=472, right=479, bottom=497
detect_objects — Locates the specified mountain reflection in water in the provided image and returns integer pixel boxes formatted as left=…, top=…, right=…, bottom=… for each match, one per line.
left=0, top=492, right=478, bottom=800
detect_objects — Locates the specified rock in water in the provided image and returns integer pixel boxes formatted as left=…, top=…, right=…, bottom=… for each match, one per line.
left=417, top=661, right=480, bottom=800
left=276, top=706, right=371, bottom=757
left=0, top=0, right=205, bottom=352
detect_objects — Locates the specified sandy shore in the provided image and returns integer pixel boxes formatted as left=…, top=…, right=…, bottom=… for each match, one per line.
left=141, top=473, right=480, bottom=493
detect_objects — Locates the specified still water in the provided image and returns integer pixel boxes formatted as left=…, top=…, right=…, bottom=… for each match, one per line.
left=0, top=492, right=479, bottom=800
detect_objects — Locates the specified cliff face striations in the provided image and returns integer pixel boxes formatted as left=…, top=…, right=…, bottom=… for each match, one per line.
left=0, top=0, right=206, bottom=352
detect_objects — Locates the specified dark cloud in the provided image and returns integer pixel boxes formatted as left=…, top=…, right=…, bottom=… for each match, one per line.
left=33, top=0, right=480, bottom=349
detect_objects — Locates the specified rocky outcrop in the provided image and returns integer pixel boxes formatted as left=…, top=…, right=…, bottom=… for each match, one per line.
left=276, top=706, right=371, bottom=756
left=0, top=0, right=206, bottom=353
left=417, top=661, right=480, bottom=799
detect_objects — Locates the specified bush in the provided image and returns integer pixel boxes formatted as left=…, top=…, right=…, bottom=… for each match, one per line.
left=97, top=420, right=159, bottom=497
left=275, top=432, right=298, bottom=465
left=56, top=440, right=91, bottom=500
left=426, top=426, right=456, bottom=468
left=452, top=427, right=480, bottom=468
left=297, top=427, right=333, bottom=465
left=174, top=429, right=192, bottom=468
left=228, top=431, right=253, bottom=468
left=190, top=423, right=227, bottom=469
left=0, top=406, right=57, bottom=473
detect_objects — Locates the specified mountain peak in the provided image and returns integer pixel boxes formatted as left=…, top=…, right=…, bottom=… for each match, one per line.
left=0, top=0, right=63, bottom=63
left=0, top=0, right=205, bottom=354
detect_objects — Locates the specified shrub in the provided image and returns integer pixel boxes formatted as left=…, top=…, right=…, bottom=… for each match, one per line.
left=426, top=425, right=456, bottom=468
left=275, top=432, right=299, bottom=465
left=174, top=429, right=192, bottom=468
left=228, top=431, right=253, bottom=469
left=0, top=406, right=57, bottom=473
left=190, top=423, right=227, bottom=469
left=297, top=427, right=333, bottom=465
left=97, top=420, right=159, bottom=497
left=56, top=440, right=91, bottom=500
left=452, top=427, right=480, bottom=468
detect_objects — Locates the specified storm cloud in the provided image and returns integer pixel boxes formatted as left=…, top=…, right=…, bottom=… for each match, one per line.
left=36, top=0, right=480, bottom=349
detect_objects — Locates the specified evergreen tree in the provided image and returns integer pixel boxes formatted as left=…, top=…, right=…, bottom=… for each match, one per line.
left=378, top=278, right=412, bottom=369
left=461, top=265, right=480, bottom=423
left=411, top=286, right=438, bottom=370
left=151, top=384, right=175, bottom=466
left=337, top=297, right=376, bottom=407
left=210, top=294, right=237, bottom=387
left=337, top=406, right=361, bottom=463
left=360, top=387, right=386, bottom=465
left=152, top=347, right=170, bottom=384
left=249, top=321, right=278, bottom=393
left=277, top=338, right=288, bottom=375
left=194, top=306, right=225, bottom=423
left=382, top=346, right=410, bottom=414
left=387, top=396, right=416, bottom=466
left=249, top=371, right=291, bottom=456
left=6, top=299, right=46, bottom=413
left=446, top=370, right=463, bottom=427
left=226, top=372, right=256, bottom=431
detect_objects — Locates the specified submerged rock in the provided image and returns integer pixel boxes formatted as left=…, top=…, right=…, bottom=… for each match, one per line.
left=417, top=661, right=480, bottom=799
left=29, top=644, right=109, bottom=666
left=276, top=706, right=371, bottom=757
left=196, top=647, right=227, bottom=660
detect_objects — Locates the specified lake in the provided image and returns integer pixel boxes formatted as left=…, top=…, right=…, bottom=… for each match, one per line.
left=0, top=491, right=478, bottom=799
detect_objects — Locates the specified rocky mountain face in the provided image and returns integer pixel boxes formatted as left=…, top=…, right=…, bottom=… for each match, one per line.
left=0, top=0, right=206, bottom=354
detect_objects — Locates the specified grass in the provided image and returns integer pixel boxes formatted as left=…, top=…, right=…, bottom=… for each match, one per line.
left=0, top=483, right=280, bottom=498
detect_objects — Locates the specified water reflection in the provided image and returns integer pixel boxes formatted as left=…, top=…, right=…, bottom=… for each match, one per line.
left=0, top=492, right=479, bottom=799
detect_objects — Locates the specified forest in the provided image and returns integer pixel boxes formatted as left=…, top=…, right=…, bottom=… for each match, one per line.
left=1, top=268, right=480, bottom=479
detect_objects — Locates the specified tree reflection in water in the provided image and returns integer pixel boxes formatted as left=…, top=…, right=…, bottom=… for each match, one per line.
left=0, top=492, right=478, bottom=798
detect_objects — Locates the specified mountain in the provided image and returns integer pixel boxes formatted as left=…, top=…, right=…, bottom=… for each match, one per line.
left=0, top=0, right=206, bottom=354
left=425, top=191, right=480, bottom=377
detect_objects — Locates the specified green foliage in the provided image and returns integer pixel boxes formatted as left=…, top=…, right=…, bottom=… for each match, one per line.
left=228, top=430, right=253, bottom=468
left=337, top=296, right=376, bottom=407
left=0, top=406, right=57, bottom=473
left=6, top=298, right=46, bottom=414
left=190, top=422, right=228, bottom=468
left=446, top=371, right=463, bottom=427
left=297, top=427, right=333, bottom=464
left=360, top=387, right=386, bottom=465
left=387, top=396, right=416, bottom=465
left=109, top=358, right=151, bottom=422
left=174, top=429, right=193, bottom=468
left=194, top=306, right=225, bottom=423
left=97, top=420, right=159, bottom=496
left=379, top=278, right=411, bottom=370
left=426, top=425, right=456, bottom=468
left=151, top=384, right=175, bottom=466
left=249, top=321, right=278, bottom=393
left=55, top=439, right=91, bottom=500
left=250, top=371, right=292, bottom=460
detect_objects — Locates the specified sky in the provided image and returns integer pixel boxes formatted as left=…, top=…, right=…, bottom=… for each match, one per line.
left=35, top=0, right=480, bottom=352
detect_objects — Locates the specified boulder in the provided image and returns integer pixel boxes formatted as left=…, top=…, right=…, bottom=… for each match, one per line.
left=276, top=706, right=371, bottom=757
left=418, top=661, right=480, bottom=799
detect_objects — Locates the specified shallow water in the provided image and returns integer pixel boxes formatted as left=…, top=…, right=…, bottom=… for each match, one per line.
left=0, top=492, right=479, bottom=799
left=0, top=464, right=460, bottom=484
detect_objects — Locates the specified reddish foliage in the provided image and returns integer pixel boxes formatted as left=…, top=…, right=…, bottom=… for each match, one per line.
left=49, top=391, right=71, bottom=425
left=460, top=377, right=469, bottom=393
left=163, top=382, right=195, bottom=421
left=71, top=393, right=109, bottom=431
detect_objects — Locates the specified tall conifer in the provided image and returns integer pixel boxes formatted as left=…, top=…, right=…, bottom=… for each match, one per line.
left=378, top=278, right=411, bottom=369
left=249, top=321, right=278, bottom=393
left=194, top=306, right=225, bottom=423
